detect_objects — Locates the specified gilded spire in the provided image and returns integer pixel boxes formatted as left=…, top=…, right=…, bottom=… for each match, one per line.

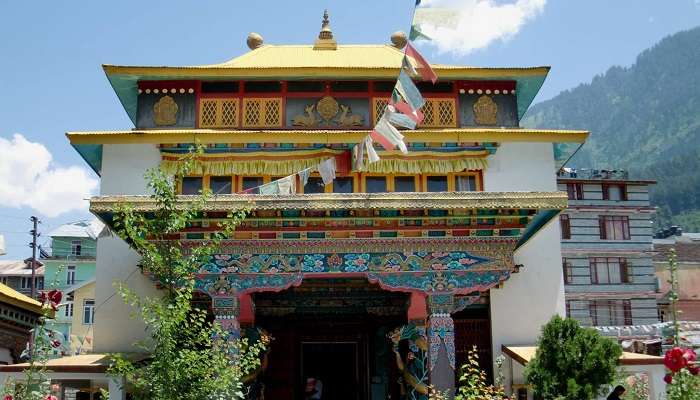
left=314, top=9, right=337, bottom=50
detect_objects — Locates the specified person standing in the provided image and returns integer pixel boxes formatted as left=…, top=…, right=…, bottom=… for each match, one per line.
left=607, top=385, right=626, bottom=400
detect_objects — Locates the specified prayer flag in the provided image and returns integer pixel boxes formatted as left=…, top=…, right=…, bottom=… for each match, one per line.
left=372, top=117, right=408, bottom=154
left=405, top=42, right=438, bottom=83
left=259, top=181, right=278, bottom=195
left=385, top=104, right=417, bottom=129
left=277, top=175, right=296, bottom=195
left=353, top=140, right=365, bottom=171
left=402, top=55, right=418, bottom=77
left=395, top=70, right=425, bottom=112
left=318, top=158, right=336, bottom=184
left=393, top=100, right=424, bottom=124
left=297, top=168, right=312, bottom=186
left=365, top=136, right=380, bottom=163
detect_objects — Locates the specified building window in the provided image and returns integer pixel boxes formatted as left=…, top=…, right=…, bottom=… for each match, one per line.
left=64, top=302, right=74, bottom=318
left=455, top=175, right=477, bottom=191
left=426, top=176, right=448, bottom=192
left=210, top=176, right=232, bottom=195
left=589, top=300, right=632, bottom=326
left=83, top=299, right=95, bottom=325
left=241, top=177, right=264, bottom=192
left=37, top=278, right=44, bottom=290
left=365, top=176, right=387, bottom=193
left=71, top=240, right=82, bottom=256
left=563, top=258, right=573, bottom=284
left=66, top=266, right=76, bottom=285
left=566, top=183, right=583, bottom=200
left=394, top=176, right=416, bottom=192
left=602, top=184, right=627, bottom=201
left=181, top=177, right=203, bottom=195
left=599, top=216, right=630, bottom=240
left=303, top=177, right=325, bottom=194
left=560, top=214, right=571, bottom=239
left=333, top=177, right=354, bottom=194
left=21, top=277, right=31, bottom=289
left=590, top=257, right=631, bottom=284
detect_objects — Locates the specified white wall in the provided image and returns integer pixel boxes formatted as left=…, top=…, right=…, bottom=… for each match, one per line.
left=485, top=143, right=566, bottom=366
left=94, top=144, right=161, bottom=352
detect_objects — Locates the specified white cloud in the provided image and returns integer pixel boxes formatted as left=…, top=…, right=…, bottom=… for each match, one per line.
left=414, top=0, right=547, bottom=55
left=0, top=134, right=98, bottom=217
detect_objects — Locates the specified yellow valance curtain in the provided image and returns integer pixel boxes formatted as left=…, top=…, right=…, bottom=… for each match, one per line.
left=160, top=149, right=489, bottom=176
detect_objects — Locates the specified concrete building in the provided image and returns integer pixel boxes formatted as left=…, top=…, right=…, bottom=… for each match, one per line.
left=654, top=230, right=700, bottom=322
left=42, top=220, right=102, bottom=354
left=0, top=260, right=44, bottom=298
left=557, top=169, right=659, bottom=326
left=0, top=283, right=45, bottom=364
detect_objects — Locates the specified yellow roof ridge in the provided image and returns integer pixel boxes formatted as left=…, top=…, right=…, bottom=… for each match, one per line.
left=0, top=282, right=44, bottom=315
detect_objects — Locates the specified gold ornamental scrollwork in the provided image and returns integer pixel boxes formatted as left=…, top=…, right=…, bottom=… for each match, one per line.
left=316, top=96, right=340, bottom=122
left=473, top=95, right=498, bottom=126
left=153, top=95, right=179, bottom=126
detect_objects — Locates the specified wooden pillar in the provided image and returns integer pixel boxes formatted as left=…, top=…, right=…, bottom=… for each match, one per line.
left=427, top=294, right=456, bottom=398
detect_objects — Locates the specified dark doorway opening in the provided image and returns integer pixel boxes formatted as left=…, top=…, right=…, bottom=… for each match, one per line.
left=302, top=342, right=359, bottom=400
left=254, top=278, right=409, bottom=400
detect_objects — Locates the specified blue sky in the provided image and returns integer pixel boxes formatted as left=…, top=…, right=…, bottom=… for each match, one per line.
left=1, top=0, right=699, bottom=259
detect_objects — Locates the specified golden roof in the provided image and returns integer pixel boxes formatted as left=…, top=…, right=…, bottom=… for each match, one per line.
left=0, top=282, right=44, bottom=315
left=502, top=345, right=664, bottom=366
left=67, top=128, right=588, bottom=145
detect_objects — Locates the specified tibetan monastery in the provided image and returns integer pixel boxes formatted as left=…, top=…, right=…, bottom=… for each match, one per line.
left=67, top=14, right=586, bottom=400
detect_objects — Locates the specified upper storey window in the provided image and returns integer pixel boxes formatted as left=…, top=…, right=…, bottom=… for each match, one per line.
left=426, top=176, right=448, bottom=192
left=182, top=177, right=203, bottom=195
left=599, top=216, right=630, bottom=240
left=602, top=184, right=627, bottom=201
left=566, top=183, right=584, bottom=200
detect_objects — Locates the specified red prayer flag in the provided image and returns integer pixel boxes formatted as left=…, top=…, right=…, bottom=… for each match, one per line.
left=393, top=100, right=425, bottom=124
left=405, top=42, right=438, bottom=84
left=370, top=130, right=396, bottom=151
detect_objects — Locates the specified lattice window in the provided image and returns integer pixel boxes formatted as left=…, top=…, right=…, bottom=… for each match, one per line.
left=419, top=98, right=457, bottom=128
left=372, top=98, right=390, bottom=125
left=198, top=98, right=239, bottom=128
left=242, top=98, right=283, bottom=128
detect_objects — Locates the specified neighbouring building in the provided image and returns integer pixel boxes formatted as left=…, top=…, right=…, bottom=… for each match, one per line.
left=0, top=260, right=44, bottom=298
left=0, top=282, right=45, bottom=364
left=654, top=229, right=700, bottom=322
left=0, top=14, right=668, bottom=400
left=42, top=220, right=102, bottom=354
left=557, top=168, right=659, bottom=327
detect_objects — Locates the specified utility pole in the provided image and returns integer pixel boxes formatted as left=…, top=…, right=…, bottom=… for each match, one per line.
left=29, top=216, right=40, bottom=298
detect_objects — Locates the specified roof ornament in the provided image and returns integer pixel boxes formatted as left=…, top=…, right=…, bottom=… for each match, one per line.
left=314, top=9, right=337, bottom=50
left=247, top=32, right=264, bottom=50
left=391, top=31, right=408, bottom=49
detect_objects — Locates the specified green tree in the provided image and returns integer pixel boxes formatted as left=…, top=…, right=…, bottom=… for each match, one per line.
left=106, top=147, right=264, bottom=400
left=525, top=315, right=622, bottom=400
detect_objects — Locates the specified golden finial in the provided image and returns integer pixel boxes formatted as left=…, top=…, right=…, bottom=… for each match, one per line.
left=314, top=9, right=337, bottom=50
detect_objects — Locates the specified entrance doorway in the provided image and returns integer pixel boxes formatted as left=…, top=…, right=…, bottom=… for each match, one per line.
left=254, top=278, right=409, bottom=400
left=301, top=342, right=359, bottom=400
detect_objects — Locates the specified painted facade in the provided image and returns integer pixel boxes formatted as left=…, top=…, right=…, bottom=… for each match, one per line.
left=42, top=221, right=101, bottom=354
left=59, top=16, right=589, bottom=399
left=558, top=169, right=659, bottom=326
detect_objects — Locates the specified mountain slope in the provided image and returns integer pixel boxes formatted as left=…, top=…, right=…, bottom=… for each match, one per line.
left=523, top=26, right=700, bottom=230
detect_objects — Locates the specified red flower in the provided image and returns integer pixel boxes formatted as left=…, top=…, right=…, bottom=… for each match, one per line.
left=50, top=339, right=61, bottom=348
left=45, top=395, right=57, bottom=400
left=664, top=347, right=688, bottom=373
left=689, top=366, right=699, bottom=376
left=4, top=394, right=14, bottom=400
left=683, top=348, right=697, bottom=364
left=39, top=289, right=63, bottom=311
left=664, top=373, right=673, bottom=384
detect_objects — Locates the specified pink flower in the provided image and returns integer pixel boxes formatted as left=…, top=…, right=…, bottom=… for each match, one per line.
left=45, top=395, right=57, bottom=400
left=664, top=373, right=673, bottom=384
left=683, top=348, right=697, bottom=364
left=665, top=347, right=688, bottom=373
left=5, top=394, right=14, bottom=400
left=689, top=366, right=699, bottom=376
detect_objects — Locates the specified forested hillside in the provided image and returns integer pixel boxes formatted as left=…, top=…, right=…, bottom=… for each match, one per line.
left=523, top=27, right=700, bottom=230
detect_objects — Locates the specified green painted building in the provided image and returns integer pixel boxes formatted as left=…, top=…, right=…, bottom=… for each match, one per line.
left=42, top=220, right=102, bottom=354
